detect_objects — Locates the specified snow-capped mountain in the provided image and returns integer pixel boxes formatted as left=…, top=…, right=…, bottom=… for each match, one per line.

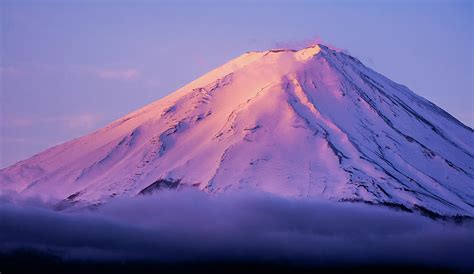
left=1, top=45, right=473, bottom=216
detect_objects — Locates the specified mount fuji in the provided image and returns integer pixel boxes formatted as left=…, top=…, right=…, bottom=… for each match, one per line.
left=1, top=45, right=473, bottom=217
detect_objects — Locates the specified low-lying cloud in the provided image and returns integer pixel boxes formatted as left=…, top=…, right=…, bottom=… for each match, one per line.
left=0, top=190, right=473, bottom=269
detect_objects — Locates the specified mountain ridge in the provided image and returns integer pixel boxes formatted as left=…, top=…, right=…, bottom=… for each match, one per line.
left=1, top=44, right=473, bottom=216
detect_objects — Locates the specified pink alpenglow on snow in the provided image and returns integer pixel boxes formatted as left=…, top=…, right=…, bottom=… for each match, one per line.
left=0, top=45, right=473, bottom=217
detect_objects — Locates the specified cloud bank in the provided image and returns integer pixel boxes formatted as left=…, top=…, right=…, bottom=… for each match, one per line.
left=0, top=190, right=473, bottom=270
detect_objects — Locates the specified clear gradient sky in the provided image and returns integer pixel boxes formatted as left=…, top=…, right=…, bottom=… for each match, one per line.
left=0, top=0, right=472, bottom=168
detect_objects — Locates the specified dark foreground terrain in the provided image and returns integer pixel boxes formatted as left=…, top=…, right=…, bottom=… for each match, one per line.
left=0, top=249, right=462, bottom=274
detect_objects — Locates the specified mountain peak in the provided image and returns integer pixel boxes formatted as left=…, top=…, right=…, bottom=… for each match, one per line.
left=246, top=44, right=323, bottom=56
left=294, top=44, right=322, bottom=61
left=1, top=44, right=473, bottom=217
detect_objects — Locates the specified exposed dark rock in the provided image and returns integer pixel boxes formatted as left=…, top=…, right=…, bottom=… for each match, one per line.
left=139, top=179, right=181, bottom=195
left=54, top=192, right=82, bottom=211
left=341, top=198, right=474, bottom=223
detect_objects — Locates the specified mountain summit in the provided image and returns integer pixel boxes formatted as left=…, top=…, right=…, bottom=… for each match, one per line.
left=1, top=45, right=473, bottom=216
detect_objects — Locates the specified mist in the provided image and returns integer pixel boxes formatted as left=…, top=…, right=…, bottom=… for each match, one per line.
left=0, top=190, right=473, bottom=271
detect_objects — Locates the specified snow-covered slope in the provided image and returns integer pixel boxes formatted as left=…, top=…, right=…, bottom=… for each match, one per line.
left=1, top=45, right=473, bottom=216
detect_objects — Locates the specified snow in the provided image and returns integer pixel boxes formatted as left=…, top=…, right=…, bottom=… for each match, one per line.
left=1, top=44, right=473, bottom=217
left=295, top=45, right=321, bottom=61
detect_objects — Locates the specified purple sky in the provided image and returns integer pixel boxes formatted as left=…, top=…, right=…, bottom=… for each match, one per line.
left=1, top=0, right=472, bottom=168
